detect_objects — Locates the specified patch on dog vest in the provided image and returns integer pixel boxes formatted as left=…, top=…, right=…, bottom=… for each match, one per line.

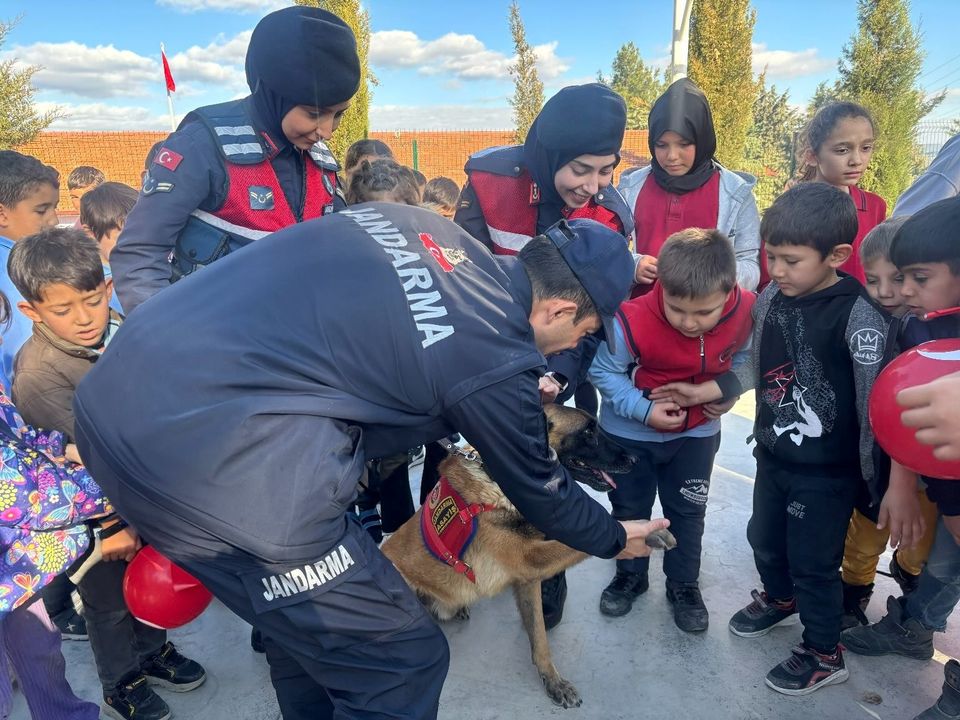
left=420, top=476, right=495, bottom=583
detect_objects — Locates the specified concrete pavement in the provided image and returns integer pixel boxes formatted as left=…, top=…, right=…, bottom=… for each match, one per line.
left=14, top=402, right=959, bottom=719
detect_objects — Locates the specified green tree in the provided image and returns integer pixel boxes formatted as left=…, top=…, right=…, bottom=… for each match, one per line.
left=507, top=1, right=543, bottom=144
left=745, top=73, right=802, bottom=209
left=0, top=18, right=60, bottom=149
left=599, top=42, right=667, bottom=130
left=295, top=0, right=374, bottom=163
left=688, top=0, right=758, bottom=169
left=836, top=0, right=943, bottom=204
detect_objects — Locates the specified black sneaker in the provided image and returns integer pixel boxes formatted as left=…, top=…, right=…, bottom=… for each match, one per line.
left=541, top=571, right=568, bottom=630
left=916, top=659, right=960, bottom=719
left=765, top=644, right=849, bottom=696
left=841, top=595, right=934, bottom=660
left=729, top=589, right=798, bottom=637
left=141, top=642, right=206, bottom=692
left=841, top=581, right=873, bottom=630
left=599, top=570, right=649, bottom=617
left=665, top=580, right=708, bottom=632
left=102, top=674, right=171, bottom=720
left=891, top=551, right=921, bottom=595
left=52, top=607, right=87, bottom=641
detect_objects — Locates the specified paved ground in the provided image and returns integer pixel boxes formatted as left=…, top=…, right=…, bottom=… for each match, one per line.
left=12, top=395, right=960, bottom=719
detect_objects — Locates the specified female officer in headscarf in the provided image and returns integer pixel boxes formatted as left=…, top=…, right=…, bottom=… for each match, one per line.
left=110, top=5, right=361, bottom=314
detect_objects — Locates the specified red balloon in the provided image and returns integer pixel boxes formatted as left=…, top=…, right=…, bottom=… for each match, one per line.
left=870, top=339, right=960, bottom=480
left=123, top=546, right=214, bottom=629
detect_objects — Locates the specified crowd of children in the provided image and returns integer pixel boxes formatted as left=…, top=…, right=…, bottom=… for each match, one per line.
left=0, top=8, right=959, bottom=717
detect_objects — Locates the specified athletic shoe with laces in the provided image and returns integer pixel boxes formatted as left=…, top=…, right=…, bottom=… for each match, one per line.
left=140, top=642, right=207, bottom=692
left=599, top=570, right=649, bottom=617
left=666, top=579, right=709, bottom=632
left=102, top=673, right=171, bottom=720
left=765, top=644, right=849, bottom=696
left=541, top=571, right=568, bottom=630
left=729, top=589, right=798, bottom=637
left=841, top=595, right=934, bottom=660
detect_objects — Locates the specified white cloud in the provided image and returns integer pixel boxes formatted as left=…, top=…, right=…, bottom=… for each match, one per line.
left=371, top=104, right=512, bottom=130
left=5, top=31, right=251, bottom=101
left=752, top=43, right=834, bottom=80
left=8, top=42, right=159, bottom=98
left=39, top=102, right=175, bottom=131
left=370, top=30, right=570, bottom=82
left=157, top=0, right=289, bottom=13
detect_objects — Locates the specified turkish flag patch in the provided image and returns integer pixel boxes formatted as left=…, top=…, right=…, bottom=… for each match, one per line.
left=154, top=148, right=184, bottom=172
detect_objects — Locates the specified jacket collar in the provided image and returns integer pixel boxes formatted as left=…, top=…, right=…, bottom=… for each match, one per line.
left=31, top=309, right=123, bottom=360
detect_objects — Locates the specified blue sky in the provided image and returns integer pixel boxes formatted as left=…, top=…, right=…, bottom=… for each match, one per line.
left=4, top=0, right=959, bottom=131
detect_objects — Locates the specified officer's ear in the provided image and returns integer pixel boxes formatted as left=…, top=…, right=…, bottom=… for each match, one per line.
left=543, top=298, right=578, bottom=324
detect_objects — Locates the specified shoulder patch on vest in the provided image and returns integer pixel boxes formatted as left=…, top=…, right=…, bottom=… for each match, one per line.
left=248, top=185, right=274, bottom=210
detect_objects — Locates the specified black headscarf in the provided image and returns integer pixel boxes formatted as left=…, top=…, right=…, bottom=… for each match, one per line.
left=244, top=6, right=361, bottom=145
left=523, top=83, right=627, bottom=230
left=647, top=78, right=717, bottom=195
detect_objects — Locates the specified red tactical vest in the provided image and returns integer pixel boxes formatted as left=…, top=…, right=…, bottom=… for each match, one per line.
left=469, top=169, right=626, bottom=255
left=616, top=285, right=755, bottom=430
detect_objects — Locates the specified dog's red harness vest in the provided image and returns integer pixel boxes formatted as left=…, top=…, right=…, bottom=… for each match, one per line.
left=468, top=169, right=626, bottom=255
left=420, top=476, right=496, bottom=583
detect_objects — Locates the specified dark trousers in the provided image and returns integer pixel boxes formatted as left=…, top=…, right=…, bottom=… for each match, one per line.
left=609, top=432, right=720, bottom=583
left=357, top=452, right=416, bottom=533
left=419, top=442, right=447, bottom=505
left=40, top=573, right=76, bottom=622
left=747, top=450, right=859, bottom=652
left=75, top=558, right=167, bottom=692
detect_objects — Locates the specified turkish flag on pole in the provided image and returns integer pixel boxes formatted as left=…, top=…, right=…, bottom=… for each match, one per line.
left=161, top=45, right=176, bottom=93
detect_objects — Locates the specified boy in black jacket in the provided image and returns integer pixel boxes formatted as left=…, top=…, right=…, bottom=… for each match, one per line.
left=652, top=183, right=891, bottom=695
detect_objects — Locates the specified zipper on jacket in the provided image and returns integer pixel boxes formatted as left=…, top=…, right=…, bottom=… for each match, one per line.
left=699, top=335, right=706, bottom=373
left=295, top=151, right=307, bottom=223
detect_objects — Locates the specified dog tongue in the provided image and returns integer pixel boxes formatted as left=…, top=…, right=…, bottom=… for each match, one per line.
left=600, top=471, right=616, bottom=489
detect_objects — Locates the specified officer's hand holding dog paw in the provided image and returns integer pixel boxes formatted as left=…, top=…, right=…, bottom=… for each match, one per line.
left=616, top=518, right=672, bottom=559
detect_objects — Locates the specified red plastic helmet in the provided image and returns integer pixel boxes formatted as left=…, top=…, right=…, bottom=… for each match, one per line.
left=870, top=338, right=960, bottom=480
left=123, top=546, right=214, bottom=629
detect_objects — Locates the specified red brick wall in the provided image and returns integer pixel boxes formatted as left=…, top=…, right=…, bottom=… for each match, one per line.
left=17, top=129, right=650, bottom=213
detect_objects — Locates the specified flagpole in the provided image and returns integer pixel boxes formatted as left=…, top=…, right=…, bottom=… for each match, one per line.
left=161, top=42, right=175, bottom=131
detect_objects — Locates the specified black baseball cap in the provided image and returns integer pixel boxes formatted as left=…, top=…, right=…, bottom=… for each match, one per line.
left=545, top=219, right=634, bottom=352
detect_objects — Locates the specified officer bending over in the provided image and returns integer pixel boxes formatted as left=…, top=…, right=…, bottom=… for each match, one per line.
left=74, top=206, right=668, bottom=720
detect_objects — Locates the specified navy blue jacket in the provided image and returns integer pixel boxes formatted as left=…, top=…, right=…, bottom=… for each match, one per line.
left=74, top=203, right=627, bottom=562
left=111, top=97, right=347, bottom=314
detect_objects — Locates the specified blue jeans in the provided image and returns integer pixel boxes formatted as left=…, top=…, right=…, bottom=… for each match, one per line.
left=906, top=518, right=960, bottom=632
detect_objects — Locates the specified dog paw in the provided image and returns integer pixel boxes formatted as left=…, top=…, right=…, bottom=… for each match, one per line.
left=453, top=606, right=471, bottom=621
left=645, top=528, right=677, bottom=550
left=541, top=673, right=582, bottom=709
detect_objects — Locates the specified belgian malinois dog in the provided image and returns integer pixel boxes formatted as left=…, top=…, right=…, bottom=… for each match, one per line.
left=381, top=404, right=676, bottom=708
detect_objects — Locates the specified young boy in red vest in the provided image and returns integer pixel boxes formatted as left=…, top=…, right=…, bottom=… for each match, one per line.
left=589, top=228, right=754, bottom=632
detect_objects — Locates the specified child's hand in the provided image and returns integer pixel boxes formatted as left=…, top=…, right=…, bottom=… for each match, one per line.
left=100, top=520, right=142, bottom=562
left=649, top=380, right=722, bottom=408
left=878, top=484, right=925, bottom=550
left=635, top=255, right=658, bottom=285
left=703, top=397, right=738, bottom=419
left=64, top=443, right=83, bottom=465
left=647, top=401, right=687, bottom=431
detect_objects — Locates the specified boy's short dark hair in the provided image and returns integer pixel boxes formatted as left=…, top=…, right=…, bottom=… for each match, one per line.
left=8, top=228, right=105, bottom=304
left=891, top=196, right=960, bottom=275
left=860, top=216, right=910, bottom=265
left=761, top=183, right=857, bottom=257
left=658, top=228, right=737, bottom=298
left=344, top=139, right=393, bottom=171
left=80, top=182, right=138, bottom=241
left=67, top=166, right=105, bottom=190
left=0, top=151, right=59, bottom=208
left=518, top=234, right=597, bottom=324
left=346, top=159, right=421, bottom=206
left=422, top=177, right=460, bottom=210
